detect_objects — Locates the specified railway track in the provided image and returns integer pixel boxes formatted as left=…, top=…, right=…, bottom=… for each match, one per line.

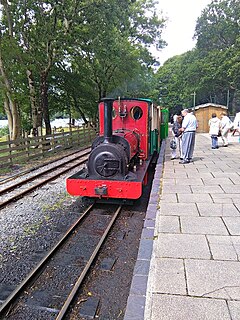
left=0, top=204, right=122, bottom=319
left=0, top=147, right=91, bottom=186
left=0, top=148, right=90, bottom=209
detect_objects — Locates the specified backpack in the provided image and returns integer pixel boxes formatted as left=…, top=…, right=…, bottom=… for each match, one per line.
left=170, top=139, right=177, bottom=149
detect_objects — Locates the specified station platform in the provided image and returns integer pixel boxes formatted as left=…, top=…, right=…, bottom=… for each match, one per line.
left=124, top=132, right=240, bottom=320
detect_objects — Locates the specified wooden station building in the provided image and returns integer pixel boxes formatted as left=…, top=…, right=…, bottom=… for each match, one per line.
left=194, top=103, right=228, bottom=133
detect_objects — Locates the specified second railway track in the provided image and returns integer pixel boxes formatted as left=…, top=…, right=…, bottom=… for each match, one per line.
left=0, top=148, right=90, bottom=210
left=0, top=203, right=122, bottom=320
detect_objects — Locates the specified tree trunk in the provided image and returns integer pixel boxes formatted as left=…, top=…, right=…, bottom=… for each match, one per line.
left=73, top=97, right=89, bottom=125
left=0, top=47, right=21, bottom=140
left=26, top=69, right=42, bottom=135
left=40, top=71, right=51, bottom=135
left=231, top=89, right=240, bottom=115
left=3, top=94, right=13, bottom=136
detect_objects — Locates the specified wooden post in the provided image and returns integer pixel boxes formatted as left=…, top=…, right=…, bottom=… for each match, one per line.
left=7, top=134, right=13, bottom=165
left=78, top=127, right=81, bottom=146
left=83, top=125, right=86, bottom=146
left=51, top=132, right=55, bottom=153
left=87, top=125, right=91, bottom=143
left=25, top=131, right=30, bottom=159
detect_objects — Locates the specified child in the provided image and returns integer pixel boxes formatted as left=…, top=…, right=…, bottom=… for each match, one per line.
left=208, top=113, right=220, bottom=149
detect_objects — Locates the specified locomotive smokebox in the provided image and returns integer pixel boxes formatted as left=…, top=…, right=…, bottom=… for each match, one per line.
left=102, top=98, right=114, bottom=143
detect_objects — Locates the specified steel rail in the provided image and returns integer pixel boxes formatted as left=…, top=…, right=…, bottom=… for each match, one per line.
left=0, top=147, right=91, bottom=185
left=0, top=204, right=95, bottom=317
left=0, top=149, right=90, bottom=196
left=56, top=205, right=122, bottom=320
left=0, top=155, right=89, bottom=210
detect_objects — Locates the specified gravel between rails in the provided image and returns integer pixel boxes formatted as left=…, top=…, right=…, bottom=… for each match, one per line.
left=0, top=165, right=86, bottom=300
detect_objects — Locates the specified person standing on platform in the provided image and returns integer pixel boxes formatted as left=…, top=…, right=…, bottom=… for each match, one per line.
left=179, top=109, right=197, bottom=164
left=171, top=115, right=183, bottom=160
left=208, top=113, right=221, bottom=149
left=220, top=112, right=232, bottom=147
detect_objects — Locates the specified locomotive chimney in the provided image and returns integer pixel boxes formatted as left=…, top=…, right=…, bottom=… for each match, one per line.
left=102, top=98, right=114, bottom=143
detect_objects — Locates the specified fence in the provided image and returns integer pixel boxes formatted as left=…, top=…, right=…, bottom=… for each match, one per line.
left=0, top=126, right=97, bottom=168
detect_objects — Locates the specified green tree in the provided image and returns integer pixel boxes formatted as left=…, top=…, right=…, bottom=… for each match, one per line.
left=194, top=0, right=240, bottom=112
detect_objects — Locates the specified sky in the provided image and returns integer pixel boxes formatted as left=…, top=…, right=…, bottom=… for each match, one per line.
left=155, top=0, right=212, bottom=64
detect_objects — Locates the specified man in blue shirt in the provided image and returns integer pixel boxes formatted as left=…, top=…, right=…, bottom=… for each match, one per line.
left=179, top=109, right=198, bottom=164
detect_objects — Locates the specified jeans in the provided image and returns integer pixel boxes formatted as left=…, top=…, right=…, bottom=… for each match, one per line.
left=211, top=135, right=218, bottom=148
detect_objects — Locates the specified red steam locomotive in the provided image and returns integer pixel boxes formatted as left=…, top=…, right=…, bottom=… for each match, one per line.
left=66, top=97, right=161, bottom=203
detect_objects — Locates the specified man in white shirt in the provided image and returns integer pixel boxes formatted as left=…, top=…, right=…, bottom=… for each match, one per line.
left=220, top=112, right=232, bottom=146
left=179, top=109, right=198, bottom=164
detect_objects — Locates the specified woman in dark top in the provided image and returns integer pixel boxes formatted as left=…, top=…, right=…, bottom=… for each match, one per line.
left=171, top=115, right=183, bottom=160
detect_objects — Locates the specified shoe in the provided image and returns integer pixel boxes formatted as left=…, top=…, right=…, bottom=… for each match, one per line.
left=180, top=158, right=183, bottom=160
left=179, top=160, right=190, bottom=164
left=171, top=157, right=176, bottom=160
left=223, top=145, right=228, bottom=147
left=212, top=147, right=216, bottom=149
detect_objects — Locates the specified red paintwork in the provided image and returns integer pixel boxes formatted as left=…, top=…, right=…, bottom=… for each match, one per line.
left=66, top=178, right=142, bottom=199
left=99, top=99, right=149, bottom=159
left=114, top=130, right=139, bottom=158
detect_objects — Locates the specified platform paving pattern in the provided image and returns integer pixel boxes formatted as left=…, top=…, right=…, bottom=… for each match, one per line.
left=143, top=133, right=240, bottom=320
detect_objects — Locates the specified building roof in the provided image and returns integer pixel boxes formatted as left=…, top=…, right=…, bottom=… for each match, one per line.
left=194, top=103, right=228, bottom=111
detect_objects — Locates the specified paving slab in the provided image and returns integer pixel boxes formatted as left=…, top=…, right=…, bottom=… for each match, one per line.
left=181, top=216, right=229, bottom=235
left=178, top=193, right=213, bottom=203
left=152, top=258, right=186, bottom=294
left=202, top=178, right=235, bottom=185
left=175, top=178, right=204, bottom=186
left=158, top=216, right=180, bottom=233
left=159, top=203, right=199, bottom=216
left=159, top=193, right=178, bottom=203
left=185, top=259, right=240, bottom=299
left=207, top=235, right=238, bottom=260
left=162, top=185, right=192, bottom=194
left=151, top=294, right=231, bottom=320
left=197, top=203, right=240, bottom=216
left=163, top=172, right=188, bottom=178
left=186, top=172, right=214, bottom=178
left=210, top=193, right=235, bottom=203
left=228, top=300, right=240, bottom=320
left=191, top=185, right=224, bottom=193
left=162, top=178, right=176, bottom=185
left=231, top=236, right=240, bottom=257
left=222, top=217, right=240, bottom=235
left=156, top=234, right=211, bottom=259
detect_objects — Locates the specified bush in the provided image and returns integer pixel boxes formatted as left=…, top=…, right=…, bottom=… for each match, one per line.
left=0, top=126, right=9, bottom=138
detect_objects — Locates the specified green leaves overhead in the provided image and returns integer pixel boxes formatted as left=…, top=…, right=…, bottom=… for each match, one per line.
left=0, top=0, right=166, bottom=134
left=156, top=0, right=240, bottom=114
left=195, top=0, right=240, bottom=52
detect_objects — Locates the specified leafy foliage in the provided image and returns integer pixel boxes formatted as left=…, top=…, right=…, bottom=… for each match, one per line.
left=0, top=0, right=166, bottom=135
left=156, top=0, right=240, bottom=115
